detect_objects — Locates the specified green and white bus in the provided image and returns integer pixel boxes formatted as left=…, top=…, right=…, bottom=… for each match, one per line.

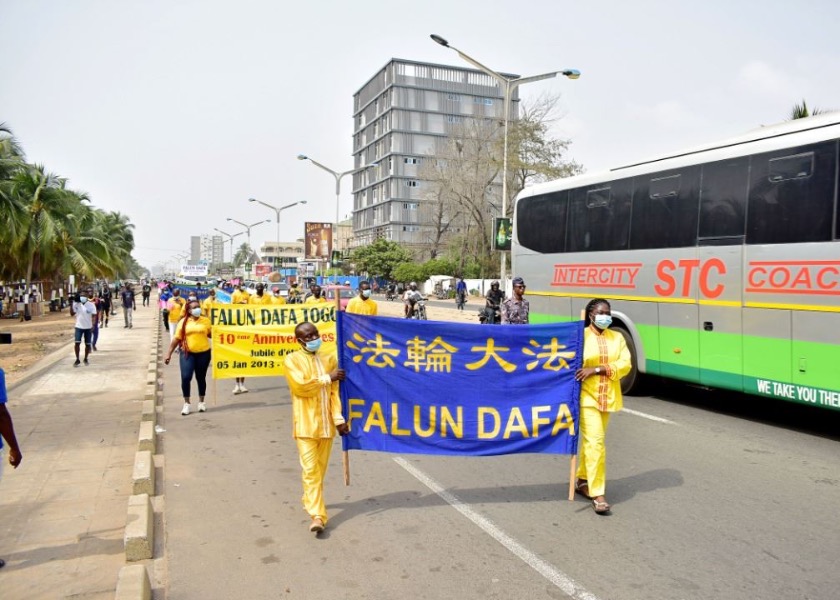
left=512, top=113, right=840, bottom=411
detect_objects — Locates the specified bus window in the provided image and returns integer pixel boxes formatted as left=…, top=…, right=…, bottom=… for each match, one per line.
left=515, top=191, right=568, bottom=253
left=746, top=142, right=836, bottom=245
left=630, top=166, right=700, bottom=249
left=698, top=157, right=749, bottom=240
left=568, top=179, right=632, bottom=252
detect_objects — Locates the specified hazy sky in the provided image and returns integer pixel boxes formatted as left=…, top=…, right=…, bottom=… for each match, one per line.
left=2, top=0, right=838, bottom=269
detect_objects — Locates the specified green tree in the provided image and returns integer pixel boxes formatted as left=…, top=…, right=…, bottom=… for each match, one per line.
left=392, top=262, right=426, bottom=284
left=233, top=242, right=252, bottom=267
left=789, top=99, right=825, bottom=120
left=351, top=238, right=412, bottom=280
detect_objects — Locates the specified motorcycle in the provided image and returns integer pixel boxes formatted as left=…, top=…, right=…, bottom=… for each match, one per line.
left=386, top=289, right=396, bottom=301
left=406, top=297, right=428, bottom=320
left=479, top=305, right=501, bottom=324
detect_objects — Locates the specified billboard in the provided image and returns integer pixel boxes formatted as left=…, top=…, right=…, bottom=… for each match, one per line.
left=181, top=264, right=209, bottom=277
left=304, top=222, right=333, bottom=260
left=493, top=217, right=512, bottom=251
left=254, top=263, right=272, bottom=277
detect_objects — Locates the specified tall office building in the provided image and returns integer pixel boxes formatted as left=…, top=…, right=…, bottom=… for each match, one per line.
left=190, top=235, right=224, bottom=267
left=351, top=58, right=518, bottom=257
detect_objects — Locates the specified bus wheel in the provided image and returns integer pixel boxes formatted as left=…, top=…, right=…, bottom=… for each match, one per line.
left=613, top=325, right=641, bottom=396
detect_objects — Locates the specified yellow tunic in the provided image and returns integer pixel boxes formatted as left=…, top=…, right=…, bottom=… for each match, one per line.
left=201, top=296, right=215, bottom=314
left=167, top=297, right=186, bottom=323
left=270, top=295, right=287, bottom=305
left=231, top=290, right=249, bottom=304
left=283, top=348, right=345, bottom=439
left=345, top=296, right=378, bottom=315
left=305, top=295, right=327, bottom=305
left=173, top=316, right=213, bottom=353
left=580, top=325, right=632, bottom=412
left=248, top=293, right=273, bottom=305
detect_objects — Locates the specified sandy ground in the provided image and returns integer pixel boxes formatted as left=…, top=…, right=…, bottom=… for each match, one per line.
left=0, top=309, right=74, bottom=384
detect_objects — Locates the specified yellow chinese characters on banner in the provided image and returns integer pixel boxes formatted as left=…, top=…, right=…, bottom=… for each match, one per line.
left=208, top=304, right=337, bottom=379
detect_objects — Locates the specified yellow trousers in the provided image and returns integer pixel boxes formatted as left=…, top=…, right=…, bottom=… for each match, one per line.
left=296, top=437, right=334, bottom=523
left=575, top=406, right=612, bottom=497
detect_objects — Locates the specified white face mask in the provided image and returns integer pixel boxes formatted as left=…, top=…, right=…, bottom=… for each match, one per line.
left=188, top=296, right=197, bottom=302
left=191, top=307, right=202, bottom=317
left=361, top=289, right=371, bottom=299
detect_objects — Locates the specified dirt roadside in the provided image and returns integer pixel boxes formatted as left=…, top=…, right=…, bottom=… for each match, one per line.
left=0, top=310, right=74, bottom=385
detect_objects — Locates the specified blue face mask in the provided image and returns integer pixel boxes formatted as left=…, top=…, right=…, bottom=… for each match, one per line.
left=362, top=289, right=371, bottom=299
left=593, top=314, right=613, bottom=329
left=303, top=338, right=322, bottom=353
left=79, top=296, right=88, bottom=304
left=190, top=308, right=202, bottom=317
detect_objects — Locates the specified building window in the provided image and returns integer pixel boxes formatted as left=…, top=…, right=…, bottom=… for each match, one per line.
left=403, top=225, right=420, bottom=232
left=404, top=157, right=419, bottom=165
left=405, top=180, right=418, bottom=187
left=403, top=203, right=418, bottom=209
left=447, top=93, right=461, bottom=102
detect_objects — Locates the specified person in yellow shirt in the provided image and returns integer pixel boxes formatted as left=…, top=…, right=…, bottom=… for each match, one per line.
left=305, top=285, right=327, bottom=304
left=200, top=289, right=216, bottom=315
left=345, top=281, right=378, bottom=316
left=283, top=322, right=348, bottom=534
left=231, top=283, right=249, bottom=305
left=167, top=290, right=187, bottom=340
left=270, top=287, right=287, bottom=305
left=163, top=299, right=213, bottom=416
left=574, top=298, right=632, bottom=514
left=249, top=283, right=272, bottom=305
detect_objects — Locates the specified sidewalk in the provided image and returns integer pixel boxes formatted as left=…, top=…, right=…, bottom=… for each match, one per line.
left=0, top=306, right=157, bottom=599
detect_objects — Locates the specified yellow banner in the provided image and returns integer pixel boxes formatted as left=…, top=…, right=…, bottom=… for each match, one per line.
left=208, top=304, right=337, bottom=379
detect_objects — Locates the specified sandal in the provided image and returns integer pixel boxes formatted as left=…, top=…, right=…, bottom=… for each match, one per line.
left=574, top=479, right=590, bottom=499
left=592, top=497, right=611, bottom=515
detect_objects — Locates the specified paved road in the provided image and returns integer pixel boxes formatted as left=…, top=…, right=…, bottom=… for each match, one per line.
left=160, top=309, right=840, bottom=600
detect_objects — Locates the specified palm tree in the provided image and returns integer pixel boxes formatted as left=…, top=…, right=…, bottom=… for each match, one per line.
left=232, top=242, right=252, bottom=267
left=789, top=99, right=825, bottom=120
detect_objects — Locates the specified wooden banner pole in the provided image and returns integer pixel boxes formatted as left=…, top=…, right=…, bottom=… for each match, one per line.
left=568, top=455, right=577, bottom=501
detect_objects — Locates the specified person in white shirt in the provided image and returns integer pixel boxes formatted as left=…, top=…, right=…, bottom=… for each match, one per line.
left=70, top=288, right=98, bottom=367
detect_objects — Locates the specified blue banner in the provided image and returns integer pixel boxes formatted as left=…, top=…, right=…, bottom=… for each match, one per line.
left=338, top=313, right=584, bottom=456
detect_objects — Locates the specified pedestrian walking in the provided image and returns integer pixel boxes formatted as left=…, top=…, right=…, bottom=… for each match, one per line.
left=283, top=322, right=348, bottom=534
left=141, top=281, right=152, bottom=307
left=0, top=367, right=23, bottom=569
left=90, top=290, right=102, bottom=351
left=456, top=277, right=467, bottom=310
left=201, top=288, right=216, bottom=315
left=164, top=299, right=213, bottom=416
left=249, top=283, right=272, bottom=305
left=70, top=288, right=97, bottom=367
left=501, top=277, right=529, bottom=324
left=346, top=281, right=378, bottom=315
left=167, top=289, right=186, bottom=340
left=270, top=287, right=287, bottom=305
left=121, top=284, right=136, bottom=328
left=574, top=298, right=632, bottom=515
left=99, top=283, right=112, bottom=327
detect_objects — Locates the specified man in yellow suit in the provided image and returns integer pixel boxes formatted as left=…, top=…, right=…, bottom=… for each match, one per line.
left=345, top=281, right=378, bottom=316
left=283, top=322, right=348, bottom=534
left=231, top=283, right=249, bottom=305
left=248, top=283, right=272, bottom=305
left=270, top=286, right=287, bottom=305
left=305, top=285, right=327, bottom=304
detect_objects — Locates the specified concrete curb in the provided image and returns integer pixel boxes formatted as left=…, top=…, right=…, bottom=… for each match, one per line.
left=137, top=420, right=156, bottom=453
left=132, top=450, right=154, bottom=496
left=115, top=565, right=152, bottom=600
left=124, top=493, right=154, bottom=561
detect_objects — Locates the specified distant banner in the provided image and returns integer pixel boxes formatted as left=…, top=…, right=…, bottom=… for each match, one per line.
left=339, top=313, right=584, bottom=456
left=181, top=264, right=209, bottom=277
left=170, top=283, right=212, bottom=300
left=304, top=222, right=332, bottom=260
left=209, top=304, right=337, bottom=379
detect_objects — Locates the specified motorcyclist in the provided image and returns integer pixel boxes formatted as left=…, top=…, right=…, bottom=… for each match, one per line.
left=403, top=282, right=423, bottom=318
left=386, top=282, right=396, bottom=301
left=484, top=281, right=504, bottom=324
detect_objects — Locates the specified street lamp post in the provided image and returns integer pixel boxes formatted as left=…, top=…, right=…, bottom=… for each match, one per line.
left=225, top=218, right=270, bottom=257
left=213, top=228, right=244, bottom=266
left=296, top=155, right=378, bottom=275
left=430, top=34, right=579, bottom=285
left=247, top=199, right=307, bottom=270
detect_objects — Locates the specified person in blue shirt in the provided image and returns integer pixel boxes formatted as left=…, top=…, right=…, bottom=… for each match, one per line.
left=159, top=285, right=173, bottom=332
left=0, top=367, right=23, bottom=569
left=455, top=277, right=467, bottom=310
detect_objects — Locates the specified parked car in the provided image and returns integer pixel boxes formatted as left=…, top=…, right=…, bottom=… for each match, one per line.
left=323, top=285, right=354, bottom=310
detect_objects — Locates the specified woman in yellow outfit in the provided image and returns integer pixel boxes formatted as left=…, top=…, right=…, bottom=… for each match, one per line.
left=200, top=289, right=216, bottom=314
left=164, top=299, right=213, bottom=416
left=283, top=322, right=348, bottom=534
left=167, top=289, right=186, bottom=340
left=574, top=298, right=632, bottom=514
